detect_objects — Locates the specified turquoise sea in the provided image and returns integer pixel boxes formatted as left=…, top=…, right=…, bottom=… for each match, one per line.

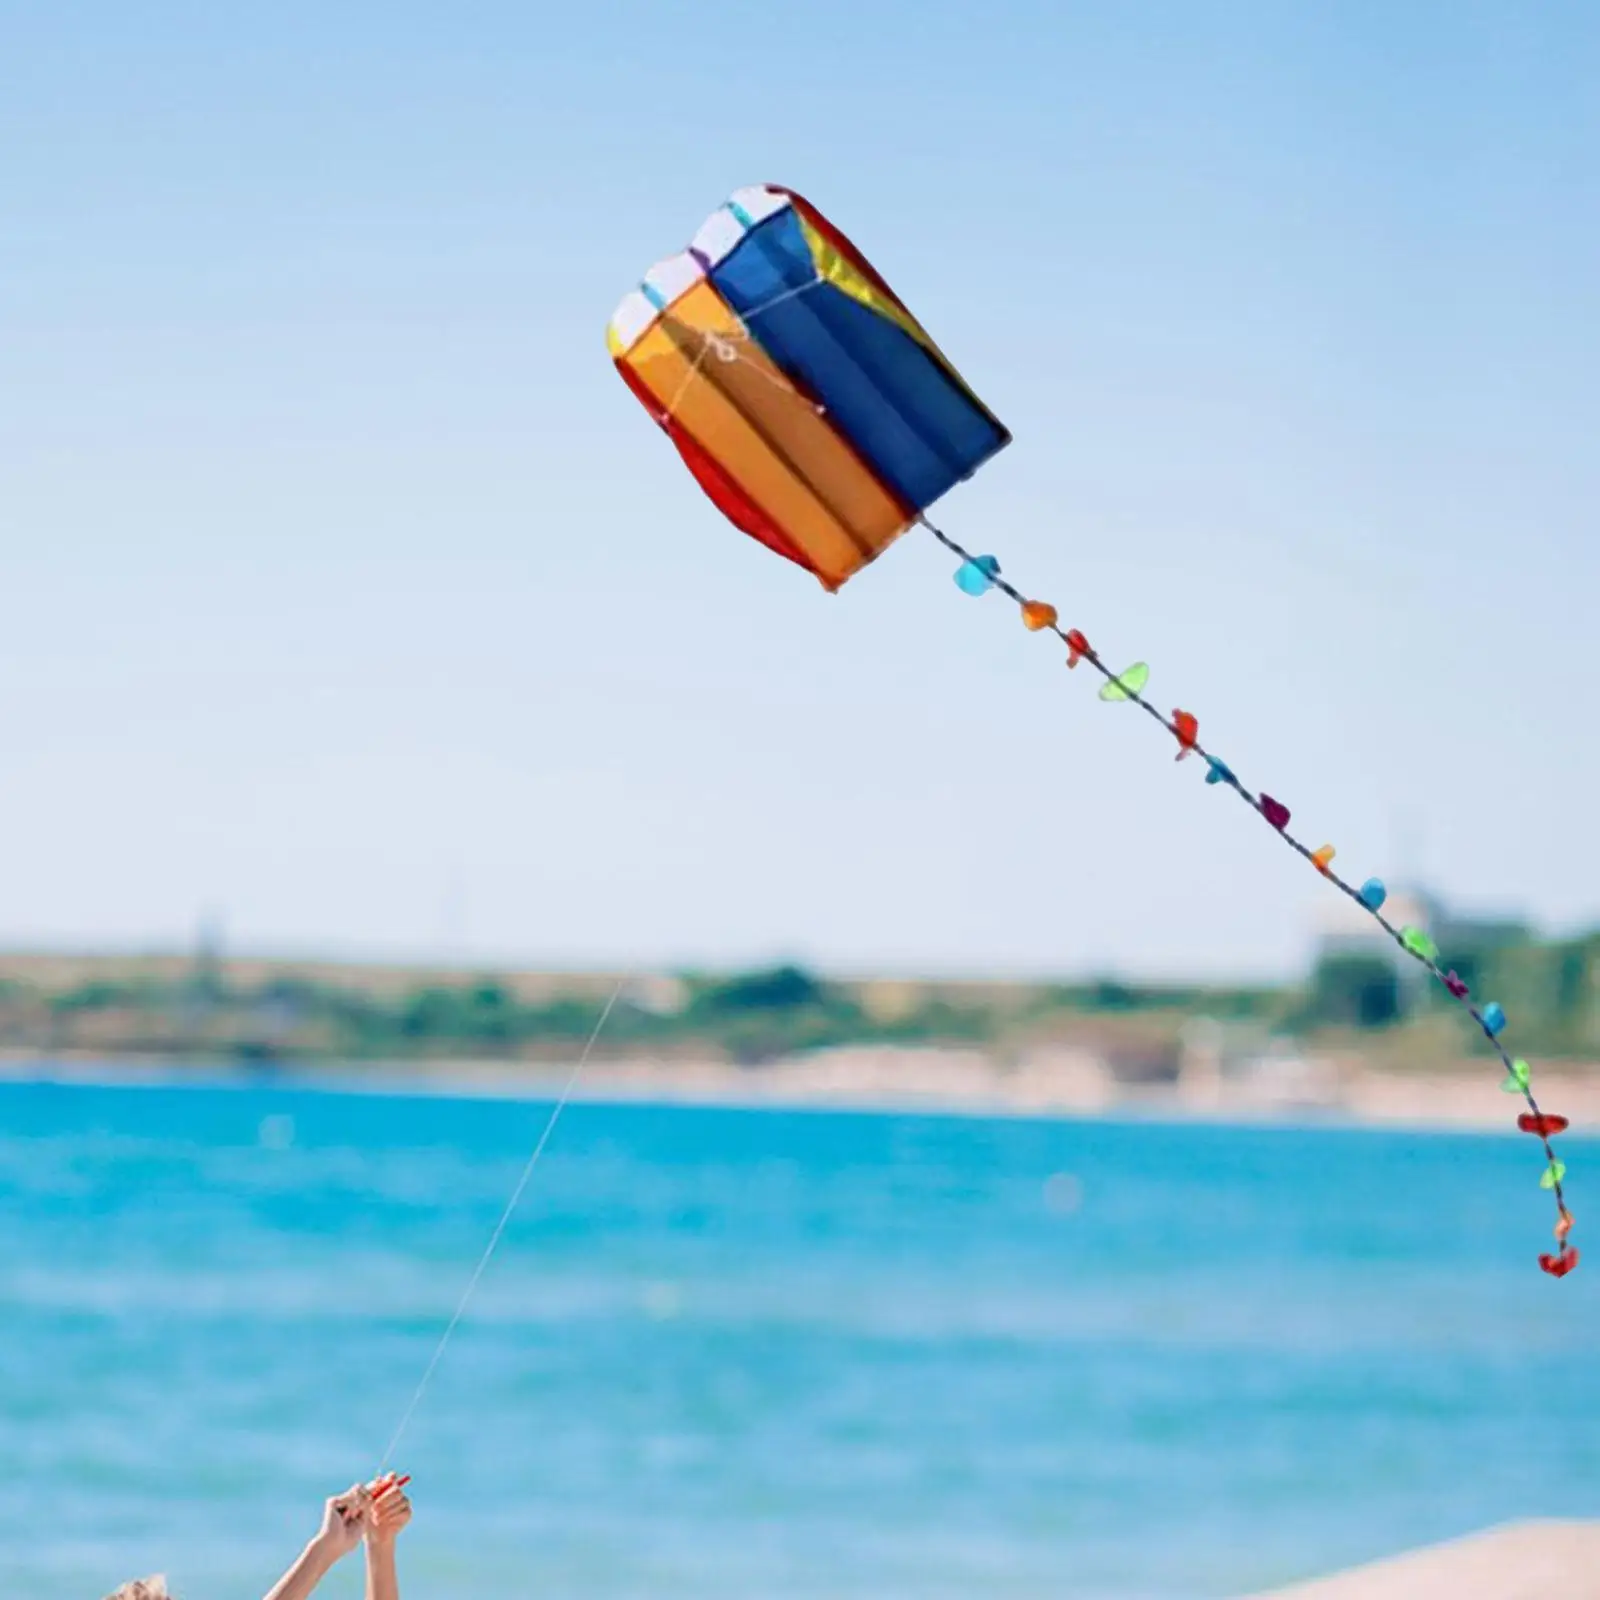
left=2, top=1075, right=1595, bottom=1599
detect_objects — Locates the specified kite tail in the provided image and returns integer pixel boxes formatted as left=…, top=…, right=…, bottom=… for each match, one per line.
left=918, top=514, right=1578, bottom=1278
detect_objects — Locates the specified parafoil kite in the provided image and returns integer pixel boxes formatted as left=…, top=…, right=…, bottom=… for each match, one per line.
left=607, top=183, right=1576, bottom=1277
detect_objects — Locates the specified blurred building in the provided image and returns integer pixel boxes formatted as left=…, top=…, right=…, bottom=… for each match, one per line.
left=1308, top=882, right=1531, bottom=1026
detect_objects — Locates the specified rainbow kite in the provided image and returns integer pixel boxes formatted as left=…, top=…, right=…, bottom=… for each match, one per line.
left=607, top=183, right=1576, bottom=1277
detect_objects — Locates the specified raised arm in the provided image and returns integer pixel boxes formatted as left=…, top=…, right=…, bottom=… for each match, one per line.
left=364, top=1476, right=412, bottom=1600
left=264, top=1487, right=370, bottom=1600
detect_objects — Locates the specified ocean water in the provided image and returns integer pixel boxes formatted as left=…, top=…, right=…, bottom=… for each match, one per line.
left=1, top=1076, right=1595, bottom=1600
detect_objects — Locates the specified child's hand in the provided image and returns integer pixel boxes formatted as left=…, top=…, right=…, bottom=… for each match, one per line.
left=367, top=1476, right=412, bottom=1548
left=316, top=1485, right=372, bottom=1559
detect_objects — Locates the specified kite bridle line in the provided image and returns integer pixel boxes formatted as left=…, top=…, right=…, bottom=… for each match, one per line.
left=655, top=265, right=867, bottom=428
left=377, top=980, right=629, bottom=1472
left=916, top=514, right=1577, bottom=1273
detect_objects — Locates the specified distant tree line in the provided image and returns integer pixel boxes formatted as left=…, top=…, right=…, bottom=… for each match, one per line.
left=1, top=929, right=1596, bottom=1066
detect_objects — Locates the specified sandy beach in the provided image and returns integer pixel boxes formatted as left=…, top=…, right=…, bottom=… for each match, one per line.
left=1240, top=1520, right=1600, bottom=1597
left=544, top=1046, right=1600, bottom=1133
left=6, top=1042, right=1598, bottom=1135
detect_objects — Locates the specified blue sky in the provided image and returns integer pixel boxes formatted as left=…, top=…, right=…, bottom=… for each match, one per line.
left=2, top=1, right=1595, bottom=979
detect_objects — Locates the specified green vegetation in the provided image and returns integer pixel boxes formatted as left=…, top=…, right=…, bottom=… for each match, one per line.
left=1300, top=926, right=1600, bottom=1059
left=0, top=925, right=1596, bottom=1069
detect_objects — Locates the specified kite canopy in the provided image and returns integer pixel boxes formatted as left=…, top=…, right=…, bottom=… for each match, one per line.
left=607, top=184, right=1010, bottom=591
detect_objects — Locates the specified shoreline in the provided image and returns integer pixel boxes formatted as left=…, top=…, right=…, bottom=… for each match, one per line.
left=3, top=1046, right=1596, bottom=1137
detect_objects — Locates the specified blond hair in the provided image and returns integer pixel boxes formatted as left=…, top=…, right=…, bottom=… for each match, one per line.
left=105, top=1579, right=170, bottom=1600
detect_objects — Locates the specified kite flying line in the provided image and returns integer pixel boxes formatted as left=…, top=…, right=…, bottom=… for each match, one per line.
left=378, top=980, right=627, bottom=1471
